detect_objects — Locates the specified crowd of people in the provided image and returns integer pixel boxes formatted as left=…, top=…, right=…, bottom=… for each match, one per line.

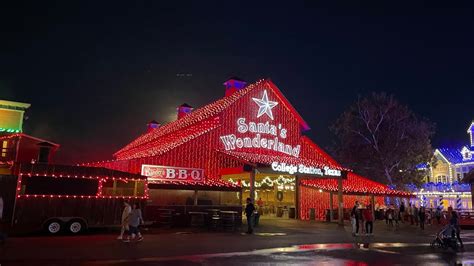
left=350, top=201, right=464, bottom=248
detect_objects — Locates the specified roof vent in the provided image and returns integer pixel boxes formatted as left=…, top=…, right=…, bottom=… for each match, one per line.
left=177, top=103, right=193, bottom=119
left=147, top=120, right=161, bottom=132
left=224, top=77, right=247, bottom=97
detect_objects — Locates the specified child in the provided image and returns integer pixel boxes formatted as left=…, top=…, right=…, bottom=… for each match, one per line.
left=387, top=207, right=394, bottom=227
left=123, top=203, right=144, bottom=242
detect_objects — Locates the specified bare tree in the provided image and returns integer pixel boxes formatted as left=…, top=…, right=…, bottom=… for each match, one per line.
left=331, top=92, right=434, bottom=188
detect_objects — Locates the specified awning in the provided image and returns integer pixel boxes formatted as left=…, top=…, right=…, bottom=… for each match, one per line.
left=148, top=179, right=241, bottom=192
left=16, top=163, right=147, bottom=180
left=218, top=150, right=350, bottom=171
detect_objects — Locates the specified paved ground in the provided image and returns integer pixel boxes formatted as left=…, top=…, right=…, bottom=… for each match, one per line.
left=0, top=217, right=472, bottom=265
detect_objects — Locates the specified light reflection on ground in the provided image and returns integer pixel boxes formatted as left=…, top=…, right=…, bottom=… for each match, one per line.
left=85, top=242, right=474, bottom=265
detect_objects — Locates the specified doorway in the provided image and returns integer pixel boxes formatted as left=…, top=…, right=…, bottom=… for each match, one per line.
left=223, top=173, right=296, bottom=218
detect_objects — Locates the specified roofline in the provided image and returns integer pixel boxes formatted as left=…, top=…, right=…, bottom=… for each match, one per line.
left=434, top=149, right=452, bottom=164
left=0, top=100, right=31, bottom=110
left=468, top=121, right=474, bottom=133
left=114, top=78, right=311, bottom=156
left=265, top=79, right=310, bottom=131
left=300, top=136, right=341, bottom=167
left=0, top=133, right=60, bottom=147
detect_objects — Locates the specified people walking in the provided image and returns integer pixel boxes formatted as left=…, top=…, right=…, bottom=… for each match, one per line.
left=435, top=207, right=442, bottom=225
left=245, top=198, right=255, bottom=234
left=450, top=211, right=464, bottom=249
left=413, top=206, right=419, bottom=226
left=399, top=202, right=405, bottom=223
left=407, top=203, right=414, bottom=225
left=387, top=206, right=394, bottom=227
left=393, top=206, right=400, bottom=230
left=363, top=204, right=374, bottom=235
left=419, top=207, right=426, bottom=230
left=427, top=209, right=432, bottom=225
left=351, top=201, right=360, bottom=236
left=117, top=201, right=132, bottom=240
left=123, top=203, right=144, bottom=242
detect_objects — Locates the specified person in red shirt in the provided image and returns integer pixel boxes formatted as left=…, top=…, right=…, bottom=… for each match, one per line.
left=363, top=204, right=374, bottom=235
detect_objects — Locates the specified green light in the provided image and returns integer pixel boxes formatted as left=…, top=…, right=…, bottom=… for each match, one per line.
left=0, top=128, right=20, bottom=133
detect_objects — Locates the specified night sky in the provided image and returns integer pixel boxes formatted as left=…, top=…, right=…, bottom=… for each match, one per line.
left=1, top=2, right=473, bottom=164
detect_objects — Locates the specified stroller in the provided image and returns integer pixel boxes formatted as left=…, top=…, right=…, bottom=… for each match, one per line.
left=430, top=224, right=459, bottom=250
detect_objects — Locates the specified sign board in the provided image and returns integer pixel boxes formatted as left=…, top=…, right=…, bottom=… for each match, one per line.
left=219, top=90, right=301, bottom=158
left=141, top=164, right=205, bottom=183
left=257, top=161, right=348, bottom=179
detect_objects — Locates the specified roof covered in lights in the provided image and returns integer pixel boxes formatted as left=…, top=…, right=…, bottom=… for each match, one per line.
left=301, top=173, right=413, bottom=197
left=148, top=179, right=241, bottom=191
left=16, top=163, right=147, bottom=180
left=114, top=79, right=310, bottom=159
left=219, top=150, right=350, bottom=172
left=437, top=146, right=474, bottom=164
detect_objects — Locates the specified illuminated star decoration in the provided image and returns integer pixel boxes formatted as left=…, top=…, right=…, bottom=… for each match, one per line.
left=252, top=90, right=278, bottom=120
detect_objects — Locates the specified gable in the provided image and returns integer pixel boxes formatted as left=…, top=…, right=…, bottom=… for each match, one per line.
left=115, top=79, right=310, bottom=158
left=434, top=149, right=451, bottom=164
left=217, top=81, right=310, bottom=158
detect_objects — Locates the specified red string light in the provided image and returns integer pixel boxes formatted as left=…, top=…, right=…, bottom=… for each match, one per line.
left=299, top=186, right=386, bottom=220
left=80, top=79, right=410, bottom=198
left=16, top=163, right=150, bottom=200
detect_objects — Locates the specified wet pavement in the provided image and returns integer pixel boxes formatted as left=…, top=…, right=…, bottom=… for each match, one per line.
left=1, top=218, right=473, bottom=265
left=86, top=242, right=474, bottom=265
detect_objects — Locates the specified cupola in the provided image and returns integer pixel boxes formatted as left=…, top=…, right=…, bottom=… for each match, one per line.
left=147, top=120, right=160, bottom=133
left=224, top=77, right=247, bottom=97
left=177, top=103, right=193, bottom=119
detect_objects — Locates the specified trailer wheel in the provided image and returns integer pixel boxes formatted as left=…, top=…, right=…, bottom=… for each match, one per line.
left=46, top=220, right=62, bottom=234
left=68, top=220, right=84, bottom=234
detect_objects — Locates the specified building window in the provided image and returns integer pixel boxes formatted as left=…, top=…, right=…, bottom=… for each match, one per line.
left=1, top=141, right=7, bottom=157
left=457, top=173, right=461, bottom=181
left=437, top=175, right=447, bottom=183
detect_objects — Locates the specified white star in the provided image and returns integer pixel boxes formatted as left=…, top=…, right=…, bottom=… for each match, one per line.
left=252, top=90, right=278, bottom=120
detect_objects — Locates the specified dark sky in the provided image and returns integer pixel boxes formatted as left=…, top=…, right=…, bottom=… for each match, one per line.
left=1, top=2, right=473, bottom=164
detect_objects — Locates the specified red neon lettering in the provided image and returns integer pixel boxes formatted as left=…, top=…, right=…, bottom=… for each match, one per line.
left=166, top=169, right=176, bottom=179
left=190, top=170, right=201, bottom=180
left=178, top=169, right=187, bottom=179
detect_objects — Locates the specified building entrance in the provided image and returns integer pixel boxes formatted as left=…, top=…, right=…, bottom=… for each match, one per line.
left=224, top=173, right=296, bottom=218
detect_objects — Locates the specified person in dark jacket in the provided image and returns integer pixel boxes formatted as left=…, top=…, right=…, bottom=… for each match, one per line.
left=399, top=202, right=405, bottom=223
left=419, top=207, right=426, bottom=230
left=450, top=211, right=464, bottom=248
left=350, top=201, right=360, bottom=236
left=245, top=198, right=255, bottom=234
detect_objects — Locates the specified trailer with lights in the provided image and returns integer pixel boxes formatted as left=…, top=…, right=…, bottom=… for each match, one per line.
left=0, top=163, right=148, bottom=234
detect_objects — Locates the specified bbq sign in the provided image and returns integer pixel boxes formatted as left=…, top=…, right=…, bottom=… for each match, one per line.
left=141, top=165, right=205, bottom=182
